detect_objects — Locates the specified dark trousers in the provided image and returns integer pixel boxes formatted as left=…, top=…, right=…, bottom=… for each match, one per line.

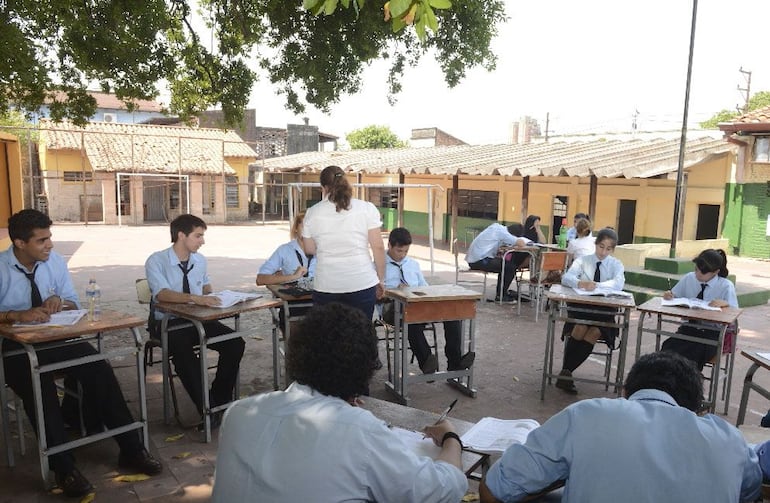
left=160, top=319, right=244, bottom=414
left=468, top=255, right=524, bottom=297
left=407, top=321, right=463, bottom=369
left=661, top=325, right=719, bottom=371
left=313, top=286, right=377, bottom=321
left=2, top=339, right=143, bottom=474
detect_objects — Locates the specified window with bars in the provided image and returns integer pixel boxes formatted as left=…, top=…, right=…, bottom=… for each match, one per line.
left=63, top=171, right=93, bottom=182
left=754, top=137, right=770, bottom=162
left=226, top=175, right=239, bottom=208
left=455, top=189, right=498, bottom=219
left=368, top=187, right=399, bottom=209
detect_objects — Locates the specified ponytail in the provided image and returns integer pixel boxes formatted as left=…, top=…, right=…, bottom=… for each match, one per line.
left=320, top=165, right=351, bottom=212
left=716, top=249, right=729, bottom=277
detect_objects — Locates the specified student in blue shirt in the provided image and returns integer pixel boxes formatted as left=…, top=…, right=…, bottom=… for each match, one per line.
left=661, top=249, right=737, bottom=371
left=383, top=228, right=475, bottom=373
left=256, top=212, right=315, bottom=287
left=0, top=210, right=161, bottom=497
left=465, top=222, right=529, bottom=303
left=556, top=227, right=625, bottom=394
left=480, top=351, right=762, bottom=503
left=566, top=212, right=589, bottom=243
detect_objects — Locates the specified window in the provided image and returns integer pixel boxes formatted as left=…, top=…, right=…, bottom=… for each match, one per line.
left=115, top=178, right=130, bottom=216
left=63, top=171, right=93, bottom=182
left=169, top=181, right=187, bottom=210
left=456, top=189, right=498, bottom=219
left=754, top=137, right=770, bottom=162
left=202, top=177, right=215, bottom=214
left=368, top=187, right=399, bottom=209
left=226, top=175, right=239, bottom=208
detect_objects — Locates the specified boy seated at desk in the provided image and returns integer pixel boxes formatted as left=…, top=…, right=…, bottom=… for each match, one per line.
left=383, top=227, right=475, bottom=374
left=212, top=302, right=468, bottom=503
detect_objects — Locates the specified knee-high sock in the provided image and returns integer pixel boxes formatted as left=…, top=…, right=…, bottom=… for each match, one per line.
left=563, top=337, right=594, bottom=372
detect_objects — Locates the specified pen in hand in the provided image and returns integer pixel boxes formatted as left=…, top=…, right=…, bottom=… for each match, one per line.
left=435, top=398, right=458, bottom=424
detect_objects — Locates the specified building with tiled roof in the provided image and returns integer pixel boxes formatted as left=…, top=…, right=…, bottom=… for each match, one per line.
left=258, top=134, right=735, bottom=247
left=36, top=91, right=167, bottom=125
left=718, top=108, right=770, bottom=258
left=38, top=120, right=257, bottom=224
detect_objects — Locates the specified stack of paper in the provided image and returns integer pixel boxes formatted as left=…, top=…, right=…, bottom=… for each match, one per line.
left=14, top=309, right=88, bottom=327
left=460, top=417, right=540, bottom=453
left=572, top=286, right=633, bottom=298
left=206, top=290, right=262, bottom=308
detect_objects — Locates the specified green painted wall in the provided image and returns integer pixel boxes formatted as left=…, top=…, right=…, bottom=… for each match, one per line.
left=634, top=235, right=670, bottom=244
left=377, top=208, right=431, bottom=236
left=734, top=183, right=770, bottom=259
left=722, top=182, right=744, bottom=255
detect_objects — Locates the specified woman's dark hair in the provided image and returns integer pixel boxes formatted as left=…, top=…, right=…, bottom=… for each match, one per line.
left=595, top=227, right=618, bottom=246
left=693, top=249, right=728, bottom=278
left=8, top=209, right=52, bottom=242
left=523, top=215, right=541, bottom=243
left=320, top=165, right=352, bottom=212
left=575, top=217, right=592, bottom=238
left=624, top=351, right=703, bottom=412
left=287, top=302, right=381, bottom=400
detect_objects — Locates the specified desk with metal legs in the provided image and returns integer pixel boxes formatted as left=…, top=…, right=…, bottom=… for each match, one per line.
left=384, top=285, right=481, bottom=406
left=0, top=311, right=147, bottom=488
left=265, top=284, right=313, bottom=390
left=154, top=297, right=282, bottom=442
left=541, top=285, right=635, bottom=400
left=635, top=297, right=741, bottom=414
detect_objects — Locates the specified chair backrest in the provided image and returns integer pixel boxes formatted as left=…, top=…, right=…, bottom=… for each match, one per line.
left=540, top=251, right=569, bottom=273
left=136, top=278, right=152, bottom=305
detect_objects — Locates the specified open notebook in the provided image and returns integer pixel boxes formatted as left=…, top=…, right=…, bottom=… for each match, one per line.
left=205, top=290, right=262, bottom=308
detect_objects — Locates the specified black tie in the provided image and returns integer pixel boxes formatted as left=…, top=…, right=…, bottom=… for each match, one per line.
left=697, top=283, right=707, bottom=300
left=390, top=261, right=407, bottom=285
left=294, top=250, right=311, bottom=277
left=15, top=264, right=43, bottom=307
left=178, top=261, right=194, bottom=294
left=593, top=261, right=602, bottom=283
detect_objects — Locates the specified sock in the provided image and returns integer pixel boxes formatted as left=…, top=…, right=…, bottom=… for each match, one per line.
left=563, top=338, right=594, bottom=372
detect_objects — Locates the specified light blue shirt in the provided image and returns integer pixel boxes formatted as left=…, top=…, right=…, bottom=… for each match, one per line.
left=145, top=247, right=210, bottom=320
left=484, top=389, right=762, bottom=503
left=465, top=223, right=529, bottom=264
left=0, top=246, right=80, bottom=310
left=561, top=253, right=625, bottom=290
left=671, top=271, right=738, bottom=307
left=384, top=255, right=427, bottom=289
left=566, top=226, right=578, bottom=242
left=258, top=240, right=315, bottom=279
left=212, top=382, right=467, bottom=503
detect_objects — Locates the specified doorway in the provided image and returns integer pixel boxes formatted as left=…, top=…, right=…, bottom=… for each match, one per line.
left=617, top=200, right=636, bottom=245
left=551, top=196, right=568, bottom=244
left=696, top=204, right=720, bottom=240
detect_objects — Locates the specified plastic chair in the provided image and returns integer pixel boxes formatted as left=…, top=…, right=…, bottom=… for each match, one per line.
left=520, top=251, right=569, bottom=322
left=453, top=238, right=488, bottom=297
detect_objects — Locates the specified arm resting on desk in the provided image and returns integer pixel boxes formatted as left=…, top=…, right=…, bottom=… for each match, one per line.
left=155, top=285, right=220, bottom=307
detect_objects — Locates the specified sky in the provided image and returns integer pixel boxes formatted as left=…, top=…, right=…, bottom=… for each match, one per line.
left=241, top=1, right=770, bottom=146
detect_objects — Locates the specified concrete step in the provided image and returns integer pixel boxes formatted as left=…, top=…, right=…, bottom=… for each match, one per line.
left=644, top=256, right=695, bottom=274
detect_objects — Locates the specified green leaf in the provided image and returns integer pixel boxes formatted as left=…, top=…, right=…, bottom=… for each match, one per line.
left=390, top=0, right=411, bottom=18
left=340, top=0, right=350, bottom=7
left=324, top=0, right=339, bottom=15
left=303, top=0, right=323, bottom=10
left=428, top=0, right=451, bottom=9
left=415, top=18, right=426, bottom=41
left=391, top=15, right=407, bottom=32
left=424, top=2, right=438, bottom=31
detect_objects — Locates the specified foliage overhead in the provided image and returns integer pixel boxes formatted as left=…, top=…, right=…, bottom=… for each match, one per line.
left=346, top=124, right=406, bottom=149
left=700, top=91, right=770, bottom=129
left=2, top=0, right=506, bottom=128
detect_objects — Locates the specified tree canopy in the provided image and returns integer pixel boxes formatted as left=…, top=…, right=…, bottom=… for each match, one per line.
left=700, top=91, right=770, bottom=129
left=346, top=125, right=406, bottom=149
left=2, top=1, right=506, bottom=128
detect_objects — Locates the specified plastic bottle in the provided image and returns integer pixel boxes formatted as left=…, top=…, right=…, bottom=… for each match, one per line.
left=86, top=278, right=101, bottom=322
left=558, top=218, right=568, bottom=248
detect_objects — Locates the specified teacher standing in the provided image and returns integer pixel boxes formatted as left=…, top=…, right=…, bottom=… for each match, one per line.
left=302, top=165, right=385, bottom=320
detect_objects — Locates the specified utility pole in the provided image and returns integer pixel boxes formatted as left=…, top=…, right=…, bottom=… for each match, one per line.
left=544, top=112, right=550, bottom=142
left=631, top=108, right=640, bottom=133
left=738, top=67, right=752, bottom=113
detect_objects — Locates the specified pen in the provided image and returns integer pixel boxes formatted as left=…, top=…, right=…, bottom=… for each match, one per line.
left=435, top=398, right=458, bottom=424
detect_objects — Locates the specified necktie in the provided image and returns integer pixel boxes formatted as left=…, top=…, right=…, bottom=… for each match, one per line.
left=178, top=261, right=194, bottom=294
left=697, top=283, right=707, bottom=300
left=15, top=264, right=43, bottom=307
left=593, top=261, right=602, bottom=283
left=390, top=261, right=407, bottom=285
left=294, top=250, right=311, bottom=277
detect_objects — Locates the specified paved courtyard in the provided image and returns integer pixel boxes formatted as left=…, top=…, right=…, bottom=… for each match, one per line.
left=2, top=222, right=770, bottom=501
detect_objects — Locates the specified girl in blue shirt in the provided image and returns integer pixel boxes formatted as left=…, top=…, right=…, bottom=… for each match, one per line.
left=257, top=212, right=315, bottom=286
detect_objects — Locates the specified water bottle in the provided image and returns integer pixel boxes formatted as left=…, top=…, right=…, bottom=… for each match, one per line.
left=558, top=218, right=568, bottom=249
left=86, top=279, right=101, bottom=322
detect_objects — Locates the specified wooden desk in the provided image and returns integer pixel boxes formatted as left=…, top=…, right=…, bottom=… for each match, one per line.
left=265, top=284, right=313, bottom=390
left=361, top=396, right=490, bottom=480
left=635, top=297, right=741, bottom=414
left=154, top=296, right=282, bottom=441
left=384, top=285, right=482, bottom=405
left=736, top=351, right=770, bottom=426
left=541, top=285, right=636, bottom=399
left=0, top=310, right=147, bottom=487
left=501, top=245, right=564, bottom=310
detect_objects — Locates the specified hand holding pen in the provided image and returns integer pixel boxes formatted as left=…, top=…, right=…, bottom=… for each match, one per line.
left=435, top=398, right=457, bottom=424
left=423, top=399, right=458, bottom=444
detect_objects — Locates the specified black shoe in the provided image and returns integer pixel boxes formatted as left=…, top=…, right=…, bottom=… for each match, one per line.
left=420, top=354, right=439, bottom=374
left=196, top=411, right=223, bottom=432
left=55, top=467, right=94, bottom=498
left=555, top=369, right=578, bottom=395
left=448, top=351, right=476, bottom=371
left=118, top=448, right=163, bottom=476
left=491, top=294, right=517, bottom=304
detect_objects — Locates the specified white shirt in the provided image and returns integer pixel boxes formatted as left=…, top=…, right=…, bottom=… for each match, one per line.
left=562, top=253, right=625, bottom=290
left=567, top=235, right=596, bottom=259
left=212, top=382, right=467, bottom=503
left=302, top=198, right=382, bottom=293
left=465, top=223, right=528, bottom=264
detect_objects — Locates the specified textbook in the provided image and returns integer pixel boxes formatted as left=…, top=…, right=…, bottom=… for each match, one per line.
left=14, top=309, right=87, bottom=328
left=660, top=297, right=721, bottom=311
left=460, top=417, right=540, bottom=453
left=206, top=290, right=262, bottom=308
left=572, top=286, right=633, bottom=298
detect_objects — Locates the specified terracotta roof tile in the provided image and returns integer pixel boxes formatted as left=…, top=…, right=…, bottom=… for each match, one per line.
left=40, top=121, right=256, bottom=175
